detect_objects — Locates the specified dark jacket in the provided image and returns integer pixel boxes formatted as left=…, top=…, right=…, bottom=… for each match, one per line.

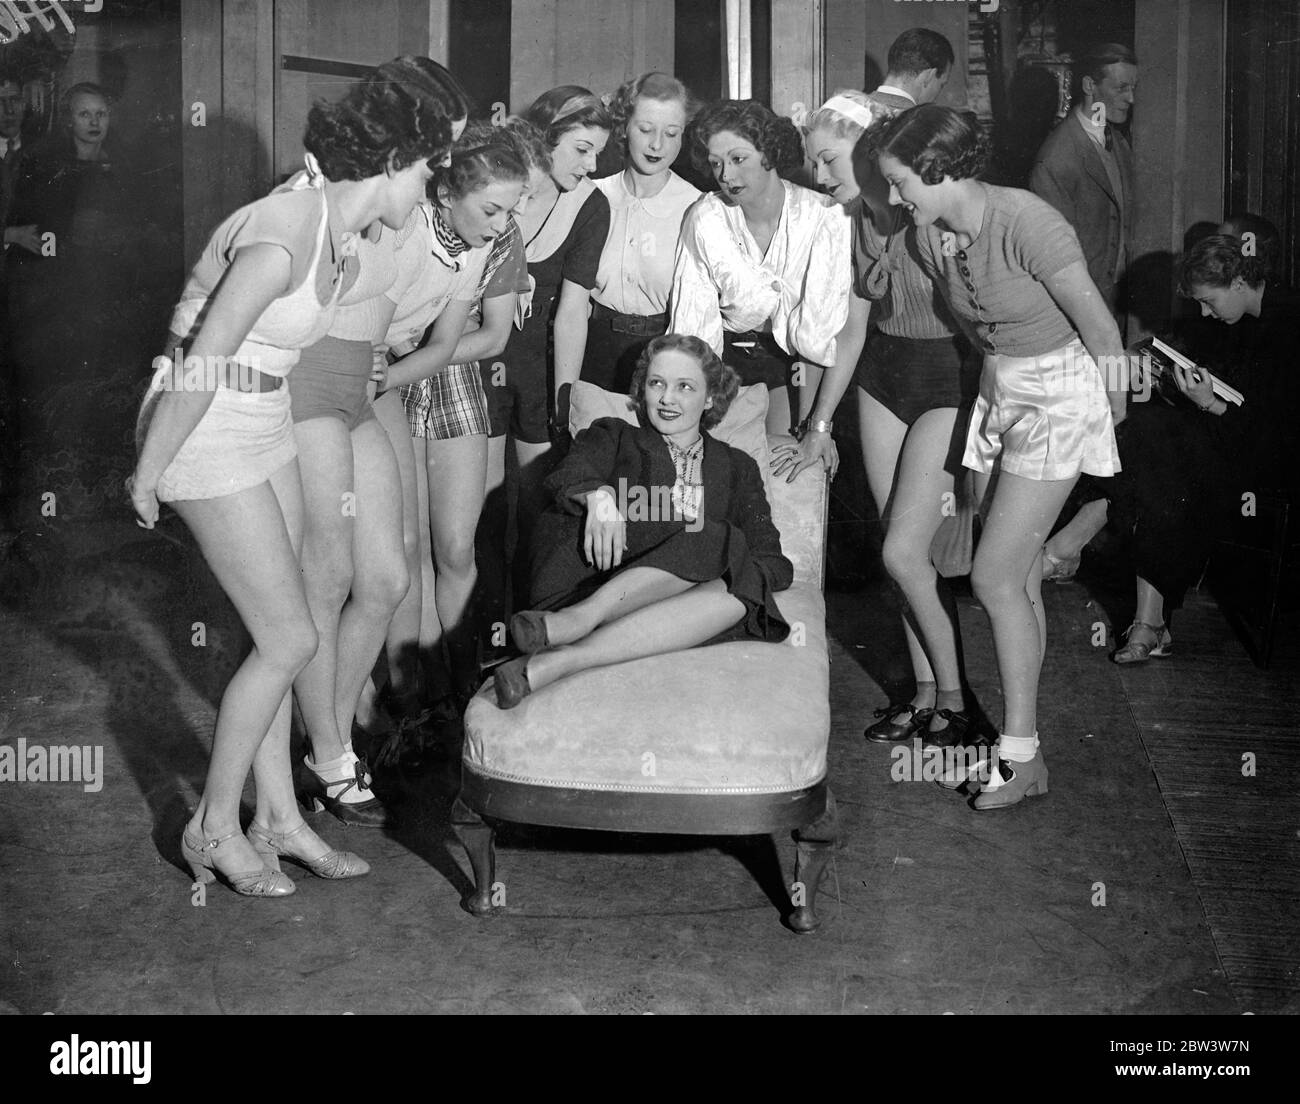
left=1030, top=111, right=1136, bottom=311
left=530, top=417, right=794, bottom=642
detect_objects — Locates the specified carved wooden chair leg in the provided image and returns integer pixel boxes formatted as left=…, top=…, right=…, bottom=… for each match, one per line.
left=450, top=795, right=497, bottom=917
left=788, top=788, right=838, bottom=934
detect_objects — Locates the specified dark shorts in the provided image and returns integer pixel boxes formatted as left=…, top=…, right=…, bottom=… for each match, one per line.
left=580, top=302, right=667, bottom=395
left=723, top=330, right=797, bottom=390
left=480, top=359, right=550, bottom=444
left=855, top=330, right=978, bottom=426
left=290, top=336, right=377, bottom=431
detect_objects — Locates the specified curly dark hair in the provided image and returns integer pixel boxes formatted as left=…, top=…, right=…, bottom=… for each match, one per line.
left=303, top=56, right=466, bottom=181
left=433, top=120, right=528, bottom=200
left=628, top=333, right=741, bottom=431
left=524, top=85, right=613, bottom=149
left=690, top=99, right=804, bottom=179
left=491, top=115, right=553, bottom=178
left=871, top=103, right=988, bottom=184
left=608, top=71, right=697, bottom=149
left=1179, top=233, right=1268, bottom=294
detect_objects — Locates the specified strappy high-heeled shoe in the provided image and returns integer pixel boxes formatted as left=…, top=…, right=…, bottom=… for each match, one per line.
left=1110, top=621, right=1172, bottom=665
left=182, top=826, right=295, bottom=897
left=246, top=821, right=370, bottom=879
left=301, top=750, right=392, bottom=828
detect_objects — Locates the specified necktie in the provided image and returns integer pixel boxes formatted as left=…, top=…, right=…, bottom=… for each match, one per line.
left=1104, top=126, right=1113, bottom=152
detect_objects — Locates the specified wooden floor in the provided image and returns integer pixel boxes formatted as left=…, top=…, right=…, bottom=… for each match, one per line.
left=1111, top=590, right=1300, bottom=1013
left=2, top=515, right=1295, bottom=1014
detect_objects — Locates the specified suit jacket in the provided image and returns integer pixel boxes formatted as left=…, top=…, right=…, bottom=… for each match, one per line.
left=867, top=88, right=917, bottom=114
left=530, top=417, right=794, bottom=640
left=0, top=142, right=24, bottom=279
left=1029, top=112, right=1136, bottom=311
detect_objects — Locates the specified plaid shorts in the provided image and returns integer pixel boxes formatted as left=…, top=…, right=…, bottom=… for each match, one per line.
left=400, top=361, right=491, bottom=440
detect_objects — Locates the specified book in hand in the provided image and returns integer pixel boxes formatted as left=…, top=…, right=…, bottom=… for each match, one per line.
left=1140, top=337, right=1245, bottom=407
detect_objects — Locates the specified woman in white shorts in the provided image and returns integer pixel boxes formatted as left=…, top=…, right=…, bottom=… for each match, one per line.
left=130, top=57, right=458, bottom=894
left=874, top=105, right=1126, bottom=810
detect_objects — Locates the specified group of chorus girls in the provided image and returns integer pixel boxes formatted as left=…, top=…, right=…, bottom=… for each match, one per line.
left=130, top=51, right=1132, bottom=897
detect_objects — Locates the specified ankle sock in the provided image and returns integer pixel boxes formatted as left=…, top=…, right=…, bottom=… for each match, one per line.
left=306, top=748, right=372, bottom=804
left=934, top=688, right=964, bottom=713
left=910, top=681, right=937, bottom=710
left=998, top=733, right=1039, bottom=763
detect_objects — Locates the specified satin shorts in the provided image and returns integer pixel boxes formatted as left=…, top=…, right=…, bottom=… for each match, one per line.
left=963, top=339, right=1120, bottom=481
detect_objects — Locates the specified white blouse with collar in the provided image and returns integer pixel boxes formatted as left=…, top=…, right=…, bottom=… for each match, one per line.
left=668, top=179, right=853, bottom=367
left=593, top=170, right=701, bottom=316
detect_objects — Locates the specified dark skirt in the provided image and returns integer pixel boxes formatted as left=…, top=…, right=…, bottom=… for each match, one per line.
left=527, top=505, right=790, bottom=644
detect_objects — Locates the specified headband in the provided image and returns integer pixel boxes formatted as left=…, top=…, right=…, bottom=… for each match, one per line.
left=818, top=95, right=884, bottom=133
left=552, top=94, right=596, bottom=125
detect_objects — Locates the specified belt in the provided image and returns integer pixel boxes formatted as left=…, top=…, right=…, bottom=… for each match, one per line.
left=593, top=301, right=668, bottom=337
left=725, top=330, right=784, bottom=358
left=159, top=341, right=284, bottom=393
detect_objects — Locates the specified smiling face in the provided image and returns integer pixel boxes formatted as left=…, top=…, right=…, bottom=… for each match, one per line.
left=1085, top=62, right=1138, bottom=127
left=443, top=177, right=526, bottom=248
left=549, top=124, right=609, bottom=191
left=69, top=92, right=109, bottom=146
left=877, top=151, right=947, bottom=227
left=1187, top=279, right=1252, bottom=325
left=706, top=129, right=775, bottom=202
left=807, top=127, right=858, bottom=205
left=626, top=96, right=686, bottom=177
left=380, top=157, right=437, bottom=229
left=644, top=348, right=712, bottom=440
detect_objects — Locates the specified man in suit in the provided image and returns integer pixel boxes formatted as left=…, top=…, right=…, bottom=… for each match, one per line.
left=0, top=77, right=36, bottom=267
left=1030, top=44, right=1138, bottom=327
left=868, top=27, right=955, bottom=112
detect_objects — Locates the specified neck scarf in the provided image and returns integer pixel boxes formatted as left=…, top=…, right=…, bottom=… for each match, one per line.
left=431, top=206, right=470, bottom=257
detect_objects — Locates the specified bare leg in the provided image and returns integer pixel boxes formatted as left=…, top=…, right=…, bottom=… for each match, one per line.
left=858, top=390, right=937, bottom=707
left=371, top=388, right=423, bottom=710
left=425, top=432, right=489, bottom=698
left=290, top=417, right=356, bottom=763
left=476, top=433, right=510, bottom=649
left=541, top=565, right=696, bottom=645
left=970, top=470, right=1079, bottom=740
left=881, top=407, right=964, bottom=707
left=1045, top=497, right=1108, bottom=560
left=526, top=578, right=744, bottom=690
left=173, top=462, right=318, bottom=876
left=334, top=418, right=408, bottom=742
left=1134, top=575, right=1165, bottom=626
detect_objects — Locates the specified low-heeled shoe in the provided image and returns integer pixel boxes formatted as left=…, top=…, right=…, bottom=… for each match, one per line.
left=864, top=702, right=934, bottom=743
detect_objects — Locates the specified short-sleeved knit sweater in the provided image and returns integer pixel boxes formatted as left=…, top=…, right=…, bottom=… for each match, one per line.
left=914, top=183, right=1088, bottom=357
